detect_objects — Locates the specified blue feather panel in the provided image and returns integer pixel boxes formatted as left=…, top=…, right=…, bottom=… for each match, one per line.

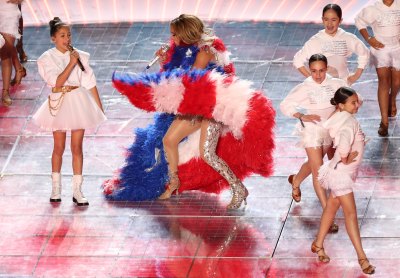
left=106, top=113, right=175, bottom=201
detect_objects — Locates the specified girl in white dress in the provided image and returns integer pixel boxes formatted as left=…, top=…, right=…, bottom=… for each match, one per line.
left=355, top=0, right=400, bottom=136
left=312, top=87, right=375, bottom=275
left=280, top=54, right=346, bottom=232
left=33, top=17, right=106, bottom=206
left=0, top=0, right=26, bottom=106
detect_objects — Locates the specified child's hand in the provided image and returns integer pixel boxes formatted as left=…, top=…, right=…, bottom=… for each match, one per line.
left=301, top=114, right=321, bottom=124
left=347, top=73, right=360, bottom=85
left=69, top=50, right=80, bottom=66
left=368, top=37, right=384, bottom=50
left=342, top=151, right=358, bottom=165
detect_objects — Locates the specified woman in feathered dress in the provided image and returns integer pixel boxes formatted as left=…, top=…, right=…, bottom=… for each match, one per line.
left=103, top=14, right=275, bottom=209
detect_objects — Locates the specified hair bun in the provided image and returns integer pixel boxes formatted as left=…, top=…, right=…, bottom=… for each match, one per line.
left=330, top=98, right=336, bottom=106
left=49, top=17, right=62, bottom=28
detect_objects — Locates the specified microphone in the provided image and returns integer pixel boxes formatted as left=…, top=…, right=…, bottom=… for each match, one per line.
left=67, top=45, right=85, bottom=72
left=146, top=45, right=170, bottom=69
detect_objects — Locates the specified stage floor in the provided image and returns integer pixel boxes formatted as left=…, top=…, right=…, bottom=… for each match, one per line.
left=0, top=21, right=399, bottom=277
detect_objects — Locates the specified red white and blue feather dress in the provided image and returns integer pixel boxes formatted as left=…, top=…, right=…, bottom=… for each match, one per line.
left=103, top=34, right=275, bottom=201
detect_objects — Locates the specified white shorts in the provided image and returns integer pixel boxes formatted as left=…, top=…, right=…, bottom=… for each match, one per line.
left=294, top=122, right=332, bottom=149
left=0, top=8, right=21, bottom=39
left=370, top=44, right=400, bottom=70
left=318, top=140, right=364, bottom=198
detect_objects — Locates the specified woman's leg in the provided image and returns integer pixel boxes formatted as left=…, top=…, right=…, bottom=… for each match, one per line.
left=70, top=129, right=88, bottom=206
left=162, top=118, right=200, bottom=173
left=160, top=117, right=201, bottom=199
left=313, top=193, right=340, bottom=261
left=199, top=120, right=248, bottom=209
left=389, top=68, right=400, bottom=117
left=376, top=67, right=391, bottom=135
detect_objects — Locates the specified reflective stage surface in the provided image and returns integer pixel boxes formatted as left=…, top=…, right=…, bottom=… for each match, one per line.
left=0, top=21, right=399, bottom=277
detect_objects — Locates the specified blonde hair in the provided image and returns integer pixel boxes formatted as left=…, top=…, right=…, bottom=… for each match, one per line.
left=170, top=14, right=204, bottom=44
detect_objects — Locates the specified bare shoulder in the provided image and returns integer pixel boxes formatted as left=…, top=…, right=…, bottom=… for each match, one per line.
left=192, top=49, right=214, bottom=69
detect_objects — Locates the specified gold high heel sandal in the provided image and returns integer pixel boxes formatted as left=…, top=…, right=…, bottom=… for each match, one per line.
left=10, top=66, right=27, bottom=86
left=158, top=171, right=180, bottom=200
left=227, top=180, right=249, bottom=209
left=288, top=174, right=301, bottom=202
left=311, top=241, right=330, bottom=263
left=1, top=89, right=12, bottom=106
left=359, top=258, right=375, bottom=275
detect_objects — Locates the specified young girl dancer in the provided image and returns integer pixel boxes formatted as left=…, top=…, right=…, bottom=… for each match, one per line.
left=291, top=4, right=369, bottom=204
left=294, top=4, right=369, bottom=84
left=280, top=54, right=346, bottom=231
left=312, top=87, right=375, bottom=275
left=104, top=14, right=275, bottom=208
left=0, top=0, right=26, bottom=106
left=355, top=0, right=400, bottom=136
left=33, top=17, right=106, bottom=206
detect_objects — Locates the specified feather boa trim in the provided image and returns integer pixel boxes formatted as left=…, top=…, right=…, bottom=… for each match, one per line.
left=104, top=37, right=275, bottom=201
left=112, top=69, right=270, bottom=139
left=318, top=164, right=355, bottom=197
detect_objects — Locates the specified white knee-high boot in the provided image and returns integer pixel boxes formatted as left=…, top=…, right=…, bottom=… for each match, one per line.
left=72, top=175, right=89, bottom=206
left=50, top=172, right=62, bottom=202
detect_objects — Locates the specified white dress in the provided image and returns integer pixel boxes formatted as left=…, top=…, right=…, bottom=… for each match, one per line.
left=0, top=0, right=21, bottom=39
left=293, top=28, right=369, bottom=80
left=355, top=0, right=400, bottom=69
left=318, top=111, right=366, bottom=197
left=280, top=75, right=347, bottom=148
left=33, top=48, right=106, bottom=131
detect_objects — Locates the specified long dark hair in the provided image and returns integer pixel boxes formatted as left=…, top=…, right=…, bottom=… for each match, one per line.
left=49, top=17, right=68, bottom=37
left=330, top=86, right=356, bottom=106
left=322, top=4, right=342, bottom=19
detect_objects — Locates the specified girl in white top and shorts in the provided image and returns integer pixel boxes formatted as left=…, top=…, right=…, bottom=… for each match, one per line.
left=0, top=0, right=26, bottom=106
left=312, top=87, right=375, bottom=276
left=355, top=0, right=400, bottom=136
left=280, top=54, right=347, bottom=232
